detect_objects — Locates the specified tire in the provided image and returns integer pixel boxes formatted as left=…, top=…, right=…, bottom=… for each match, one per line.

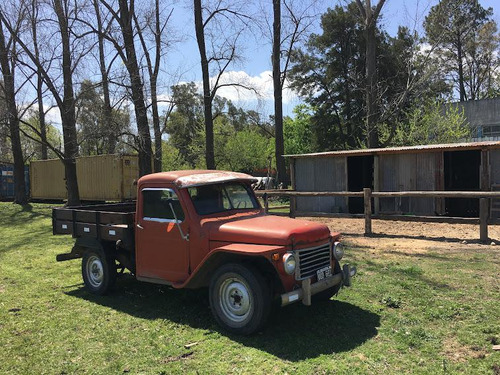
left=209, top=263, right=272, bottom=335
left=82, top=249, right=116, bottom=295
left=312, top=261, right=342, bottom=302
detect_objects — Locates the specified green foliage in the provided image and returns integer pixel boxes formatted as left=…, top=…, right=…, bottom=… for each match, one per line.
left=283, top=104, right=314, bottom=155
left=76, top=80, right=132, bottom=155
left=164, top=83, right=204, bottom=168
left=164, top=82, right=274, bottom=172
left=21, top=115, right=62, bottom=160
left=161, top=141, right=192, bottom=171
left=424, top=0, right=499, bottom=100
left=218, top=127, right=274, bottom=173
left=288, top=3, right=449, bottom=151
left=388, top=101, right=471, bottom=146
left=288, top=3, right=364, bottom=150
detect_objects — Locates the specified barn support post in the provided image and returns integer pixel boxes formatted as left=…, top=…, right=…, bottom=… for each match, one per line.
left=289, top=196, right=296, bottom=218
left=364, top=188, right=372, bottom=236
left=480, top=150, right=490, bottom=191
left=480, top=198, right=488, bottom=243
left=289, top=158, right=297, bottom=218
left=373, top=155, right=380, bottom=214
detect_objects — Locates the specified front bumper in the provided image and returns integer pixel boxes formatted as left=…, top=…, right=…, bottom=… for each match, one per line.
left=281, top=264, right=357, bottom=306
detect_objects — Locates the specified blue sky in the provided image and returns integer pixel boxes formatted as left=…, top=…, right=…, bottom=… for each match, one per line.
left=158, top=0, right=498, bottom=118
left=43, top=0, right=499, bottom=127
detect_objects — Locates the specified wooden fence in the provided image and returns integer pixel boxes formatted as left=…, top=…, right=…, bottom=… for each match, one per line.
left=256, top=189, right=500, bottom=243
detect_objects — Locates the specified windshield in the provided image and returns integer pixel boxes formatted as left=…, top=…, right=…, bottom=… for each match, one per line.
left=188, top=182, right=259, bottom=215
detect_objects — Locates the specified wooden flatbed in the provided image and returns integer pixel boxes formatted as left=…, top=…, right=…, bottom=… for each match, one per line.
left=52, top=202, right=136, bottom=251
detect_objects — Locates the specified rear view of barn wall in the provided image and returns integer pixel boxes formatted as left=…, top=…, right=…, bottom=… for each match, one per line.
left=30, top=155, right=138, bottom=201
left=377, top=152, right=442, bottom=215
left=295, top=157, right=347, bottom=213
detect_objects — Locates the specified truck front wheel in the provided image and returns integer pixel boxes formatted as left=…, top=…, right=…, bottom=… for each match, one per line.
left=209, top=263, right=271, bottom=335
left=82, top=250, right=116, bottom=295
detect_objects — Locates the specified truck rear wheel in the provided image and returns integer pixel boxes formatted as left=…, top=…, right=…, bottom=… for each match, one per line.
left=209, top=263, right=271, bottom=335
left=82, top=250, right=116, bottom=295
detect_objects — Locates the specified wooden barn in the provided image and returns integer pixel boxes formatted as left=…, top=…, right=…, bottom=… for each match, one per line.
left=286, top=141, right=500, bottom=218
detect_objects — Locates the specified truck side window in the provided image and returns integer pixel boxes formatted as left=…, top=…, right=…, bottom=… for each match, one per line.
left=142, top=188, right=185, bottom=222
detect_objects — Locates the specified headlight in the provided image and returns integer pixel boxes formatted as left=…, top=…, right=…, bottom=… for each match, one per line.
left=283, top=253, right=296, bottom=275
left=333, top=242, right=344, bottom=261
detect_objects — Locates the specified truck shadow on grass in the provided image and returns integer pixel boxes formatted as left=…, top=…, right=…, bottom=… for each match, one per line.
left=65, top=275, right=379, bottom=361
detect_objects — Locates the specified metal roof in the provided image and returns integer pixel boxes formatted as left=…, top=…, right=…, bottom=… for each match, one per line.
left=138, top=170, right=257, bottom=188
left=285, top=141, right=500, bottom=159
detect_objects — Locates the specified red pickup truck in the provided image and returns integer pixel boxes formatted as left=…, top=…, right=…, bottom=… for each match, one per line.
left=54, top=170, right=356, bottom=334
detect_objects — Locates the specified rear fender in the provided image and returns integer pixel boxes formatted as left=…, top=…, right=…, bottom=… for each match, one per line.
left=57, top=238, right=110, bottom=262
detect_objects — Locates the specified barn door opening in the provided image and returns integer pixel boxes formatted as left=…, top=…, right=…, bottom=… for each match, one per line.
left=347, top=155, right=374, bottom=214
left=444, top=150, right=480, bottom=217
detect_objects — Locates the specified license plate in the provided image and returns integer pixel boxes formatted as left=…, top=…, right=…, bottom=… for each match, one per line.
left=316, top=266, right=332, bottom=281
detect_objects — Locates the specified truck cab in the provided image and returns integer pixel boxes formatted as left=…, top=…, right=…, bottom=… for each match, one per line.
left=54, top=170, right=356, bottom=334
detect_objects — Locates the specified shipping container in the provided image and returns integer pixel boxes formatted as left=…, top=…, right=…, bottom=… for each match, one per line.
left=0, top=163, right=29, bottom=200
left=30, top=154, right=138, bottom=201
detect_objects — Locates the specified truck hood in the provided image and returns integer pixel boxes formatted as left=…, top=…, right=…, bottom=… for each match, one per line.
left=209, top=215, right=330, bottom=246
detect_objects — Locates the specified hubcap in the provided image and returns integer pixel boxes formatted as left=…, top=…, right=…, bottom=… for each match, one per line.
left=87, top=255, right=104, bottom=288
left=219, top=277, right=252, bottom=323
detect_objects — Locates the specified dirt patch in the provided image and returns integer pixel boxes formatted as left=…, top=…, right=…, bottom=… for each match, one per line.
left=305, top=217, right=500, bottom=254
left=441, top=337, right=487, bottom=363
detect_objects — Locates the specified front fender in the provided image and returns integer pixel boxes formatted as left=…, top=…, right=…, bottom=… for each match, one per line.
left=176, top=243, right=286, bottom=289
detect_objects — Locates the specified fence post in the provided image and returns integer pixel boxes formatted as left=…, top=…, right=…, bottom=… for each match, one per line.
left=264, top=193, right=269, bottom=213
left=480, top=198, right=488, bottom=243
left=364, top=188, right=372, bottom=236
left=290, top=195, right=296, bottom=218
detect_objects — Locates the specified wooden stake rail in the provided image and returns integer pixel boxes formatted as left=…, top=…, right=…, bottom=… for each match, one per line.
left=256, top=189, right=500, bottom=243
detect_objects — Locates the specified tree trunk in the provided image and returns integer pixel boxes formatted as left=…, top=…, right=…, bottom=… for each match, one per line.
left=356, top=0, right=385, bottom=149
left=0, top=22, right=27, bottom=204
left=31, top=0, right=47, bottom=159
left=93, top=0, right=116, bottom=154
left=365, top=22, right=378, bottom=148
left=151, top=0, right=162, bottom=172
left=194, top=0, right=215, bottom=170
left=151, top=80, right=162, bottom=172
left=457, top=41, right=467, bottom=101
left=272, top=0, right=286, bottom=185
left=54, top=0, right=80, bottom=206
left=37, top=74, right=48, bottom=159
left=117, top=0, right=152, bottom=176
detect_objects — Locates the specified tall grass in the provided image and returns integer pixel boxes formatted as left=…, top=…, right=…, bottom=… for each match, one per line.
left=0, top=203, right=498, bottom=374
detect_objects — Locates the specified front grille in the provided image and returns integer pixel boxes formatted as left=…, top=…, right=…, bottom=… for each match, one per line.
left=295, top=242, right=331, bottom=280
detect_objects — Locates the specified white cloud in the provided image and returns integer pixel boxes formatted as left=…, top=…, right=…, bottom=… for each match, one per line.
left=46, top=107, right=62, bottom=128
left=207, top=70, right=298, bottom=104
left=161, top=70, right=300, bottom=117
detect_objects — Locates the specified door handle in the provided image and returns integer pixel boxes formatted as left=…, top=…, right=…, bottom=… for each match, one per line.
left=136, top=223, right=144, bottom=230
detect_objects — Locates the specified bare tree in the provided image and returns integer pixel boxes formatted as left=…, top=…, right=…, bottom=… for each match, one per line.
left=356, top=0, right=386, bottom=148
left=0, top=12, right=27, bottom=204
left=272, top=0, right=283, bottom=184
left=194, top=0, right=252, bottom=170
left=271, top=0, right=316, bottom=185
left=1, top=0, right=85, bottom=205
left=92, top=0, right=117, bottom=154
left=29, top=0, right=48, bottom=160
left=99, top=0, right=153, bottom=176
left=134, top=0, right=173, bottom=172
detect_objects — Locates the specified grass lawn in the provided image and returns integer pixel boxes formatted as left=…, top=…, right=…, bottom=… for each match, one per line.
left=0, top=202, right=499, bottom=374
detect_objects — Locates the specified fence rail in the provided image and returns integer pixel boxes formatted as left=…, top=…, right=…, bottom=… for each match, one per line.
left=255, top=189, right=500, bottom=243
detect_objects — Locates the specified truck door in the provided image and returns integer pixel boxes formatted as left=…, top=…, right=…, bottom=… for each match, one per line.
left=136, top=187, right=189, bottom=283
